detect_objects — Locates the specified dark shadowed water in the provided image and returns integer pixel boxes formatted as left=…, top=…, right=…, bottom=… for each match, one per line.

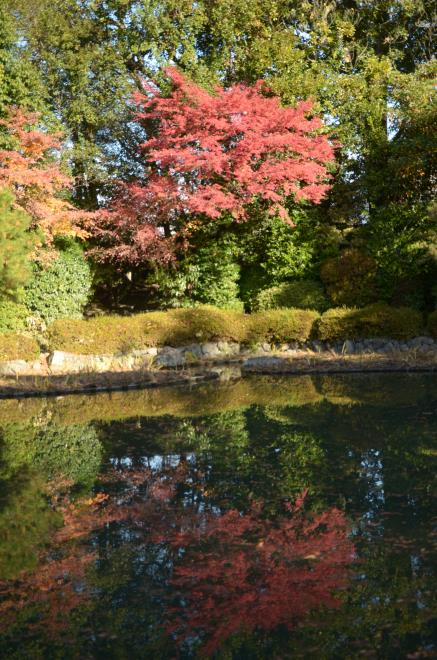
left=1, top=373, right=437, bottom=659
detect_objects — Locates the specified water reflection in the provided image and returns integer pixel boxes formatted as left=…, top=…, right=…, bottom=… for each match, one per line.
left=0, top=373, right=436, bottom=658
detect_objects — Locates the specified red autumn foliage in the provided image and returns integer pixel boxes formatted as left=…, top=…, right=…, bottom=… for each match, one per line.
left=0, top=465, right=354, bottom=653
left=166, top=497, right=354, bottom=654
left=0, top=108, right=91, bottom=244
left=92, top=68, right=335, bottom=266
left=0, top=466, right=188, bottom=637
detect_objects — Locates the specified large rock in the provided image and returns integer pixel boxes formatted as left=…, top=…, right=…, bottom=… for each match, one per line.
left=155, top=347, right=185, bottom=368
left=49, top=351, right=114, bottom=373
left=0, top=360, right=29, bottom=376
left=408, top=336, right=430, bottom=349
left=181, top=344, right=203, bottom=361
left=243, top=356, right=286, bottom=371
left=201, top=342, right=222, bottom=358
left=342, top=340, right=355, bottom=354
left=131, top=347, right=158, bottom=357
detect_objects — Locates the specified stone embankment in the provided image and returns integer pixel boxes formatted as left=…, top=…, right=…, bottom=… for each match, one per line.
left=0, top=335, right=436, bottom=386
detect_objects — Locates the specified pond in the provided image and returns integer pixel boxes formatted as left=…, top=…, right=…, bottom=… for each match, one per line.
left=1, top=373, right=437, bottom=659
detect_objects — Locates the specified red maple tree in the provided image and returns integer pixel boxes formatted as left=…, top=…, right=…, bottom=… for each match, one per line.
left=93, top=68, right=335, bottom=266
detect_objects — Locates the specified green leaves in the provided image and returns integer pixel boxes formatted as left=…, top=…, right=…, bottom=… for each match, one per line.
left=0, top=188, right=35, bottom=299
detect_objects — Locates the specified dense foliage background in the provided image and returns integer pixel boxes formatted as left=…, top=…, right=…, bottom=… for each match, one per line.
left=0, top=1, right=435, bottom=321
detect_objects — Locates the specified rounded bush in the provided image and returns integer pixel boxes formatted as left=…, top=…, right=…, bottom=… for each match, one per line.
left=0, top=299, right=29, bottom=333
left=166, top=306, right=247, bottom=344
left=253, top=280, right=329, bottom=313
left=247, top=309, right=319, bottom=344
left=24, top=243, right=92, bottom=324
left=316, top=304, right=424, bottom=341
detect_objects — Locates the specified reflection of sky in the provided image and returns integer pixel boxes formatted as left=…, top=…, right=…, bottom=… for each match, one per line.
left=359, top=449, right=385, bottom=536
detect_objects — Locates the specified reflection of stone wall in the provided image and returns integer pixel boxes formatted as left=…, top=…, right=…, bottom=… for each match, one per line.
left=0, top=336, right=436, bottom=377
left=1, top=373, right=436, bottom=428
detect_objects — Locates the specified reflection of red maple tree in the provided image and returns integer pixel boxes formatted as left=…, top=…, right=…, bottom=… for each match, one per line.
left=0, top=468, right=186, bottom=636
left=0, top=467, right=354, bottom=653
left=165, top=495, right=354, bottom=654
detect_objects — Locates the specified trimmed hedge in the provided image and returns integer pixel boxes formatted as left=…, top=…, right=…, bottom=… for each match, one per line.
left=428, top=310, right=437, bottom=338
left=3, top=304, right=429, bottom=361
left=316, top=304, right=424, bottom=341
left=47, top=306, right=248, bottom=355
left=46, top=306, right=318, bottom=354
left=253, top=280, right=329, bottom=313
left=247, top=309, right=319, bottom=344
left=0, top=333, right=40, bottom=361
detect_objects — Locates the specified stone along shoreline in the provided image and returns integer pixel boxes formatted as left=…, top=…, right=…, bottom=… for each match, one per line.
left=0, top=336, right=436, bottom=396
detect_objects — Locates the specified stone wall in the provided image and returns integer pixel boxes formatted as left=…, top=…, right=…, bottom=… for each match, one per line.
left=0, top=336, right=436, bottom=378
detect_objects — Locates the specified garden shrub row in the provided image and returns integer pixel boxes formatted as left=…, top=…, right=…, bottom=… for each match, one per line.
left=45, top=303, right=433, bottom=355
left=0, top=304, right=434, bottom=362
left=46, top=306, right=320, bottom=354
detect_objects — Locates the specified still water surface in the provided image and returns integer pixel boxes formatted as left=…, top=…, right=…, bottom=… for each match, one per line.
left=1, top=373, right=437, bottom=658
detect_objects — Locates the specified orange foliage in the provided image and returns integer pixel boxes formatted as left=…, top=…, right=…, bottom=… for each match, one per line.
left=0, top=108, right=92, bottom=245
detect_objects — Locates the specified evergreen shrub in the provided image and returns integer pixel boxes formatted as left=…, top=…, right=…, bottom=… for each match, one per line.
left=188, top=243, right=243, bottom=310
left=152, top=240, right=244, bottom=311
left=320, top=248, right=378, bottom=307
left=316, top=304, right=423, bottom=341
left=247, top=309, right=319, bottom=344
left=253, top=280, right=329, bottom=313
left=0, top=299, right=29, bottom=332
left=24, top=242, right=92, bottom=323
left=0, top=333, right=40, bottom=361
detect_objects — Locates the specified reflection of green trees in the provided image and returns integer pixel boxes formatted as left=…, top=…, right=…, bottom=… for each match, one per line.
left=0, top=421, right=102, bottom=580
left=0, top=422, right=102, bottom=489
left=34, top=424, right=102, bottom=490
left=102, top=409, right=328, bottom=511
left=0, top=472, right=62, bottom=579
left=1, top=373, right=437, bottom=656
